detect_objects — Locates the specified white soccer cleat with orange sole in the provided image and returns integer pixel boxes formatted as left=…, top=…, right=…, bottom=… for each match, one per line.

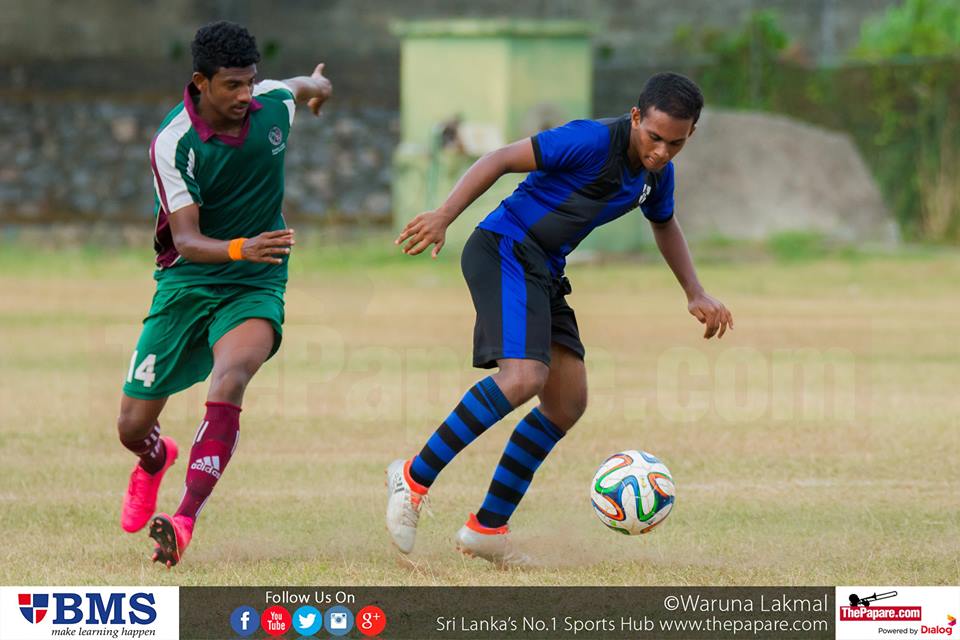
left=385, top=458, right=429, bottom=554
left=455, top=513, right=532, bottom=569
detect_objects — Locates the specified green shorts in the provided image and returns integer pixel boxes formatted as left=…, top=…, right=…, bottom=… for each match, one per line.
left=122, top=284, right=284, bottom=400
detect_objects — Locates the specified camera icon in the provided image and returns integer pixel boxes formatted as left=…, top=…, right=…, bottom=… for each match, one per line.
left=324, top=606, right=354, bottom=636
left=330, top=612, right=348, bottom=629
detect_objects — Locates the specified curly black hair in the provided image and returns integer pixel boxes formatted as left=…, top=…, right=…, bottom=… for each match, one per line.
left=637, top=72, right=704, bottom=124
left=191, top=21, right=261, bottom=78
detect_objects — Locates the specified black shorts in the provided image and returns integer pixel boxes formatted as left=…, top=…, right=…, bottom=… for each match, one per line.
left=461, top=228, right=585, bottom=369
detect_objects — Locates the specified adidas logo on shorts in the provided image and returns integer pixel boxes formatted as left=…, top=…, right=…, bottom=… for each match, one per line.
left=190, top=455, right=221, bottom=478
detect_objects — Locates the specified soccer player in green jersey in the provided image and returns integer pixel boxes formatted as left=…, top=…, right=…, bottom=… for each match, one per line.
left=116, top=21, right=332, bottom=567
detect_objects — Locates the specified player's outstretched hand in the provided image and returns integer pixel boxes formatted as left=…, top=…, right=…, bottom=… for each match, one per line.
left=395, top=210, right=449, bottom=258
left=307, top=63, right=332, bottom=116
left=688, top=291, right=734, bottom=339
left=242, top=229, right=296, bottom=264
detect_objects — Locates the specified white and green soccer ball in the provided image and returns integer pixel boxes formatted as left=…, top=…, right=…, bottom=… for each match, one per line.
left=590, top=450, right=676, bottom=535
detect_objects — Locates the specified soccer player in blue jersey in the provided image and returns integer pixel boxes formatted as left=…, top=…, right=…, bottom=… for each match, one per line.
left=386, top=72, right=733, bottom=567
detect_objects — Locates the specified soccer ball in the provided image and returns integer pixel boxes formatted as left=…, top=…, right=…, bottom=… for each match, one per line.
left=590, top=450, right=676, bottom=535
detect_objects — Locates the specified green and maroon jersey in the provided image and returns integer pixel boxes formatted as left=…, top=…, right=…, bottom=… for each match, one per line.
left=149, top=79, right=296, bottom=292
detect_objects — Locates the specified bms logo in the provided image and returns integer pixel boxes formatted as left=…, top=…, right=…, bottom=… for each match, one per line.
left=15, top=592, right=157, bottom=625
left=18, top=594, right=48, bottom=623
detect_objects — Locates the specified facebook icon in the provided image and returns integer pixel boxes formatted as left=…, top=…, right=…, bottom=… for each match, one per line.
left=230, top=606, right=260, bottom=637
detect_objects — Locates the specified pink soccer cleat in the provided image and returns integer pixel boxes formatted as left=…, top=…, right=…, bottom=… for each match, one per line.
left=149, top=513, right=194, bottom=568
left=121, top=437, right=179, bottom=533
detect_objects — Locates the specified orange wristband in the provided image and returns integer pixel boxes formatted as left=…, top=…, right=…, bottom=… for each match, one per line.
left=228, top=238, right=246, bottom=261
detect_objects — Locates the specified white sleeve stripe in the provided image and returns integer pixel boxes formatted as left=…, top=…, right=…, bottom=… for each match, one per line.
left=253, top=79, right=294, bottom=96
left=255, top=79, right=296, bottom=127
left=151, top=111, right=195, bottom=213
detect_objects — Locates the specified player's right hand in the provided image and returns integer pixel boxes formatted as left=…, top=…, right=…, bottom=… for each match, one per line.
left=242, top=229, right=295, bottom=264
left=395, top=210, right=449, bottom=258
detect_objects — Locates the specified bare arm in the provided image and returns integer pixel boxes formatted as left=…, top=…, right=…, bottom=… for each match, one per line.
left=433, top=138, right=537, bottom=224
left=167, top=204, right=295, bottom=265
left=651, top=216, right=733, bottom=339
left=283, top=63, right=333, bottom=116
left=651, top=216, right=703, bottom=298
left=395, top=138, right=537, bottom=257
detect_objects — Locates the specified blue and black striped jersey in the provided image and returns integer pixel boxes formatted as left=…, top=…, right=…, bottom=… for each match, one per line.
left=478, top=115, right=675, bottom=274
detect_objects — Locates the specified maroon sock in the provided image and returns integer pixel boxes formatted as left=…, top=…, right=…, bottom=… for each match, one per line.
left=175, top=402, right=241, bottom=521
left=120, top=423, right=166, bottom=475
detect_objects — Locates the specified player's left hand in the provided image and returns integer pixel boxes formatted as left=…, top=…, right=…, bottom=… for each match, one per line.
left=687, top=291, right=733, bottom=339
left=307, top=63, right=332, bottom=116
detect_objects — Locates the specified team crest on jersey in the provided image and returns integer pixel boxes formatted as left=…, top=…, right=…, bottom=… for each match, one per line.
left=638, top=184, right=652, bottom=205
left=268, top=126, right=283, bottom=146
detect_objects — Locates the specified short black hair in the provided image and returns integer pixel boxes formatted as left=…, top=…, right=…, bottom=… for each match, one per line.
left=191, top=21, right=261, bottom=79
left=637, top=72, right=704, bottom=124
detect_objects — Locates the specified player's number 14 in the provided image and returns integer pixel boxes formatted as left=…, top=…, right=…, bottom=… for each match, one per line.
left=127, top=351, right=157, bottom=388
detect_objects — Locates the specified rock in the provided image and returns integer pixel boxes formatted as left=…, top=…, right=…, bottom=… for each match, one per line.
left=674, top=109, right=897, bottom=244
left=111, top=116, right=138, bottom=143
left=305, top=170, right=330, bottom=192
left=363, top=192, right=391, bottom=215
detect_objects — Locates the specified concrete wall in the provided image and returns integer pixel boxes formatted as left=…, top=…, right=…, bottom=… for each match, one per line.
left=0, top=0, right=900, bottom=226
left=2, top=0, right=899, bottom=104
left=0, top=97, right=397, bottom=224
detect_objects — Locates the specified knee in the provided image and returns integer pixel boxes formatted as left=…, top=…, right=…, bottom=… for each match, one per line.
left=117, top=411, right=152, bottom=442
left=544, top=389, right=588, bottom=431
left=495, top=364, right=549, bottom=406
left=209, top=366, right=253, bottom=400
left=568, top=389, right=588, bottom=423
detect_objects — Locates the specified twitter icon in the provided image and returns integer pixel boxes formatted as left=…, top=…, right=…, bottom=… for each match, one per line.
left=292, top=605, right=323, bottom=636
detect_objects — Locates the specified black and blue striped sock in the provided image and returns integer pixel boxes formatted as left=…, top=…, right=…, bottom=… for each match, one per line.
left=476, top=407, right=565, bottom=529
left=409, top=376, right=513, bottom=489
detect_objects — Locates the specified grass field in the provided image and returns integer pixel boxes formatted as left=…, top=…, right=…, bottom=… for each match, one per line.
left=0, top=237, right=957, bottom=587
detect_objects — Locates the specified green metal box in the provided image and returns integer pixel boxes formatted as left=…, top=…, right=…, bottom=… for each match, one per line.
left=392, top=20, right=593, bottom=248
